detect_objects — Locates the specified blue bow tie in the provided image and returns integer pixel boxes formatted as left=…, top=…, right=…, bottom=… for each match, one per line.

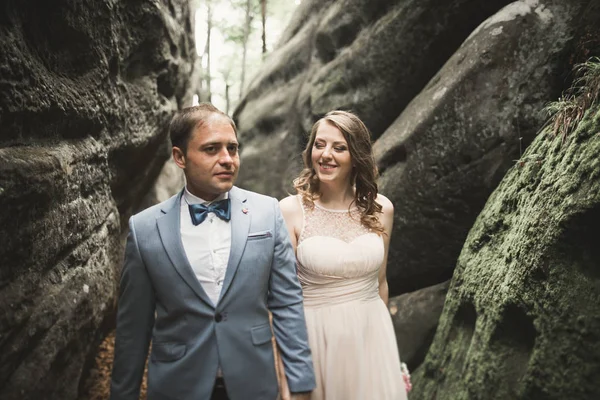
left=188, top=199, right=231, bottom=225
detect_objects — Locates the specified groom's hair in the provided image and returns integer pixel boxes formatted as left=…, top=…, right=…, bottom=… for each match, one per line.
left=169, top=103, right=238, bottom=154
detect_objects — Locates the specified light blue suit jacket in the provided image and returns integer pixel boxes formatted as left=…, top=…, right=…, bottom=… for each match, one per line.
left=110, top=186, right=315, bottom=400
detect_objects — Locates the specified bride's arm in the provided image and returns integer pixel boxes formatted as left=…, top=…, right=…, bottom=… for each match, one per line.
left=377, top=194, right=394, bottom=305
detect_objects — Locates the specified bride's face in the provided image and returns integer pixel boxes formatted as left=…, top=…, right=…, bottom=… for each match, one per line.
left=311, top=121, right=353, bottom=185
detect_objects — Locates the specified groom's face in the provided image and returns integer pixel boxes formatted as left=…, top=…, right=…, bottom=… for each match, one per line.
left=173, top=114, right=240, bottom=201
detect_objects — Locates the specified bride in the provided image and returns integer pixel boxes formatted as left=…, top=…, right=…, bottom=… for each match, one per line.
left=279, top=110, right=410, bottom=399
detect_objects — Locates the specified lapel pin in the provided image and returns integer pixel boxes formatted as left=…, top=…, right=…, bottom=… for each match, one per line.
left=242, top=208, right=249, bottom=214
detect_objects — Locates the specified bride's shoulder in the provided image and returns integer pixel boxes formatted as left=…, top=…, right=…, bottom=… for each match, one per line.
left=376, top=193, right=394, bottom=215
left=279, top=194, right=303, bottom=216
left=375, top=194, right=394, bottom=233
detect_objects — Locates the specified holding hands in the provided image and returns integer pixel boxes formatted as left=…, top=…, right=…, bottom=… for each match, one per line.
left=290, top=394, right=311, bottom=400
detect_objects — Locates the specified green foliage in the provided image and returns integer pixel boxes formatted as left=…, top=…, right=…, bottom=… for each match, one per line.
left=573, top=56, right=600, bottom=107
left=216, top=0, right=251, bottom=44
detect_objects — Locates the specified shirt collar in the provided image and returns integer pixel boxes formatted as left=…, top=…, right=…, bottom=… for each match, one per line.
left=183, top=186, right=229, bottom=205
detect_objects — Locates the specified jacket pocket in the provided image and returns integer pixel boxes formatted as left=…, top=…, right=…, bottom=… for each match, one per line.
left=250, top=323, right=273, bottom=345
left=247, top=230, right=273, bottom=241
left=151, top=342, right=187, bottom=362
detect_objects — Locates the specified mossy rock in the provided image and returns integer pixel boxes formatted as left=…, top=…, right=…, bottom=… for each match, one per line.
left=411, top=106, right=600, bottom=399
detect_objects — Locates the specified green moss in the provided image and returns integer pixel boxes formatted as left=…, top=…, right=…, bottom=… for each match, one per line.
left=411, top=92, right=600, bottom=399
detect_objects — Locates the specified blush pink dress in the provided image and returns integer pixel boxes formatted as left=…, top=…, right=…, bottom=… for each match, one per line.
left=296, top=198, right=407, bottom=400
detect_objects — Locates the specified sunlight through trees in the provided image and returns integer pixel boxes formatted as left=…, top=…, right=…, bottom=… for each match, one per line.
left=193, top=0, right=299, bottom=113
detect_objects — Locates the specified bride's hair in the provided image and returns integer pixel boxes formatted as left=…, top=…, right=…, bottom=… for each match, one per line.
left=293, top=110, right=384, bottom=234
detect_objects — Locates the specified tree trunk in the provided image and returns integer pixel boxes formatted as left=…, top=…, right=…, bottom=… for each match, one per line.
left=240, top=0, right=253, bottom=99
left=261, top=0, right=267, bottom=54
left=225, top=82, right=231, bottom=114
left=203, top=0, right=213, bottom=102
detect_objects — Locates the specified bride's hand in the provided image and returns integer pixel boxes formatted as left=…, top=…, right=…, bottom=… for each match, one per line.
left=401, top=362, right=412, bottom=392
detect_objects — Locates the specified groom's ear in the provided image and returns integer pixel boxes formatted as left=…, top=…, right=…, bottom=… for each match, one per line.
left=172, top=146, right=186, bottom=169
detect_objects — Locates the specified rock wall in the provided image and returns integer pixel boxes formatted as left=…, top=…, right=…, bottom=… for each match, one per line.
left=410, top=102, right=600, bottom=399
left=234, top=0, right=515, bottom=197
left=0, top=0, right=197, bottom=398
left=374, top=0, right=594, bottom=294
left=389, top=281, right=449, bottom=368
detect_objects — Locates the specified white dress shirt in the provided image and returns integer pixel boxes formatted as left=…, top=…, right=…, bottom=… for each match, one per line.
left=180, top=187, right=231, bottom=307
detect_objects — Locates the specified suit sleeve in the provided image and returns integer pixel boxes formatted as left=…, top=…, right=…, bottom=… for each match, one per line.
left=110, top=217, right=156, bottom=400
left=268, top=198, right=316, bottom=393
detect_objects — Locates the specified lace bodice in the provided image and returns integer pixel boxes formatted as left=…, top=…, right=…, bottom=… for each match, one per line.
left=298, top=200, right=372, bottom=244
left=295, top=196, right=384, bottom=307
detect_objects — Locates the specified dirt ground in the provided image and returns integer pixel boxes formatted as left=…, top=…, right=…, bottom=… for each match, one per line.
left=79, top=331, right=148, bottom=400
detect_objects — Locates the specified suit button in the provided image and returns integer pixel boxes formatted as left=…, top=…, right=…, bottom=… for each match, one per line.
left=215, top=313, right=223, bottom=322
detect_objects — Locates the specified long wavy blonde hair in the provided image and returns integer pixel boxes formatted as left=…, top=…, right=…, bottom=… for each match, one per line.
left=293, top=110, right=384, bottom=234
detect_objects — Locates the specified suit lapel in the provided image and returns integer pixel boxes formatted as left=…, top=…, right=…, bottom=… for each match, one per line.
left=156, top=189, right=215, bottom=308
left=219, top=186, right=251, bottom=303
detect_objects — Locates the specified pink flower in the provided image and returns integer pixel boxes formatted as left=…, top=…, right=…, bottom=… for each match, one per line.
left=403, top=372, right=413, bottom=392
left=401, top=362, right=412, bottom=393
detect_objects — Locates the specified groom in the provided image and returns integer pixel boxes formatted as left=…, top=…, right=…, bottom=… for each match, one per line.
left=110, top=103, right=315, bottom=400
